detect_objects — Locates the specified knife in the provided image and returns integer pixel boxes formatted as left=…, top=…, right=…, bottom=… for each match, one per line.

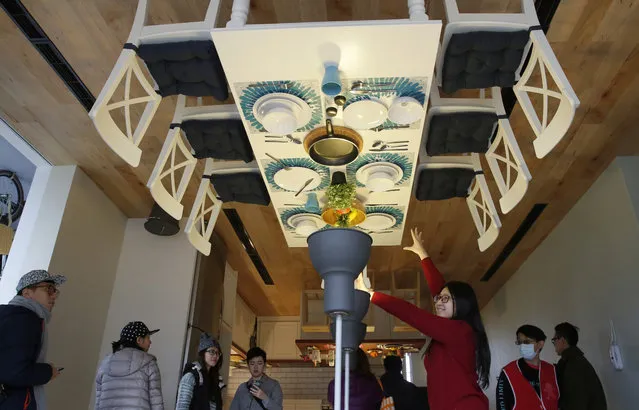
left=295, top=178, right=314, bottom=197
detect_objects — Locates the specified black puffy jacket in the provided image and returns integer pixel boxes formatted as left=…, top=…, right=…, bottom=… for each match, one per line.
left=0, top=305, right=52, bottom=410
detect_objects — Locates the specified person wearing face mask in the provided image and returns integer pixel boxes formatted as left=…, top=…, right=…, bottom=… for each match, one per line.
left=356, top=227, right=491, bottom=410
left=496, top=325, right=559, bottom=410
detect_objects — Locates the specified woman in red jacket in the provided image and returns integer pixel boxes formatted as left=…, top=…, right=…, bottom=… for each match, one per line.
left=357, top=227, right=491, bottom=410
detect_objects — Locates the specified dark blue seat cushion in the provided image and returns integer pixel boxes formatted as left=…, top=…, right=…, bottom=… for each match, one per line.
left=211, top=173, right=270, bottom=206
left=138, top=40, right=229, bottom=101
left=415, top=168, right=475, bottom=201
left=442, top=30, right=530, bottom=93
left=426, top=112, right=497, bottom=155
left=182, top=119, right=253, bottom=162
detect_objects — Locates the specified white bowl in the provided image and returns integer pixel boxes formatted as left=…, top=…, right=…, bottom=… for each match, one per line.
left=366, top=171, right=395, bottom=192
left=388, top=97, right=424, bottom=125
left=343, top=99, right=388, bottom=130
left=295, top=219, right=319, bottom=236
left=261, top=107, right=298, bottom=134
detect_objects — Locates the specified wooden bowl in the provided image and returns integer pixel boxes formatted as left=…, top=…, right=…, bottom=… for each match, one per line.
left=304, top=120, right=364, bottom=166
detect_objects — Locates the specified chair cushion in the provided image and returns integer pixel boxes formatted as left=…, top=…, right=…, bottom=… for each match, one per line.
left=211, top=173, right=270, bottom=206
left=442, top=30, right=530, bottom=93
left=138, top=40, right=229, bottom=101
left=182, top=119, right=253, bottom=162
left=426, top=112, right=497, bottom=155
left=415, top=168, right=476, bottom=201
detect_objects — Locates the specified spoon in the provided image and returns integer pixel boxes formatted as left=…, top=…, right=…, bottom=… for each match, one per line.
left=372, top=140, right=410, bottom=148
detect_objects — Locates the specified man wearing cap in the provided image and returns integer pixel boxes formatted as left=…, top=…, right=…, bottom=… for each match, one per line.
left=0, top=269, right=66, bottom=410
left=95, top=321, right=164, bottom=410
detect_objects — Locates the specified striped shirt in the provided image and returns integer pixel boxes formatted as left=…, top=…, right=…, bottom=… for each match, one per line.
left=176, top=367, right=225, bottom=410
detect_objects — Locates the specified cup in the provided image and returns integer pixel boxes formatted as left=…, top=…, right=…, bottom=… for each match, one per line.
left=305, top=193, right=321, bottom=213
left=322, top=64, right=342, bottom=96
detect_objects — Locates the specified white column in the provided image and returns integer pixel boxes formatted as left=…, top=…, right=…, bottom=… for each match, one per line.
left=334, top=314, right=343, bottom=410
left=95, top=219, right=199, bottom=409
left=344, top=350, right=350, bottom=410
left=0, top=166, right=75, bottom=303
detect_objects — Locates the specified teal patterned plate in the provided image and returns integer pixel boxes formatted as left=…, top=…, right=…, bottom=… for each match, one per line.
left=346, top=153, right=414, bottom=187
left=238, top=81, right=322, bottom=133
left=264, top=157, right=330, bottom=193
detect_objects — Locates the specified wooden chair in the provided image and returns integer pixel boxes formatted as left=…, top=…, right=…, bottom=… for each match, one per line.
left=413, top=154, right=501, bottom=251
left=437, top=0, right=579, bottom=158
left=147, top=97, right=247, bottom=220
left=185, top=159, right=268, bottom=255
left=89, top=0, right=227, bottom=167
left=424, top=87, right=531, bottom=214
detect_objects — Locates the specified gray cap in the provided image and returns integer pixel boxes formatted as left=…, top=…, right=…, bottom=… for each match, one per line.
left=16, top=269, right=67, bottom=293
left=198, top=332, right=221, bottom=353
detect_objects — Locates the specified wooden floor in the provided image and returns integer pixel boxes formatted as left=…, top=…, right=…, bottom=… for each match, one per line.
left=1, top=0, right=638, bottom=316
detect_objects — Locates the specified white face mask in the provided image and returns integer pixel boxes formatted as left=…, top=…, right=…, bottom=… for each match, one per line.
left=520, top=343, right=537, bottom=360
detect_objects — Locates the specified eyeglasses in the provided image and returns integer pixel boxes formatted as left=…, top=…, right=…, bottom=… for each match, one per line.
left=205, top=349, right=220, bottom=356
left=515, top=339, right=536, bottom=345
left=434, top=294, right=451, bottom=304
left=551, top=337, right=560, bottom=343
left=33, top=284, right=60, bottom=296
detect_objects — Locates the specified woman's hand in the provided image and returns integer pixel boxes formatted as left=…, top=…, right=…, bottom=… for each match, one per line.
left=355, top=272, right=373, bottom=300
left=403, top=227, right=428, bottom=260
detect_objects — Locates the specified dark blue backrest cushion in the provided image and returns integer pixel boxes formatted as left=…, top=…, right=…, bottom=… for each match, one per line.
left=182, top=119, right=253, bottom=162
left=442, top=30, right=530, bottom=93
left=211, top=173, right=270, bottom=206
left=426, top=112, right=497, bottom=155
left=415, top=168, right=476, bottom=200
left=138, top=40, right=229, bottom=101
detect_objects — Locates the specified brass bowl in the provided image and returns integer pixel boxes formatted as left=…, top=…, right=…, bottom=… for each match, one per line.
left=304, top=120, right=364, bottom=166
left=321, top=200, right=366, bottom=227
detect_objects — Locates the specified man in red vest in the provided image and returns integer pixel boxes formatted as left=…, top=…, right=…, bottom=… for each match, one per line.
left=496, top=325, right=559, bottom=410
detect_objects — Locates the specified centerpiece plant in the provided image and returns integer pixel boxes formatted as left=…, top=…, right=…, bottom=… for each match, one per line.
left=324, top=172, right=360, bottom=228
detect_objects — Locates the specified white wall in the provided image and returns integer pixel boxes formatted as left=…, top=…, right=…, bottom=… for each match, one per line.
left=95, top=219, right=198, bottom=409
left=482, top=159, right=639, bottom=409
left=0, top=166, right=74, bottom=303
left=45, top=168, right=127, bottom=409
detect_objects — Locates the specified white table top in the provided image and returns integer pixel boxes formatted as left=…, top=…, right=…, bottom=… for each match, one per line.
left=213, top=19, right=442, bottom=247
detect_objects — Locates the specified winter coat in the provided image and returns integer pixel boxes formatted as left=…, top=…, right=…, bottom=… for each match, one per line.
left=229, top=375, right=282, bottom=410
left=0, top=304, right=52, bottom=410
left=380, top=372, right=427, bottom=410
left=95, top=347, right=164, bottom=410
left=328, top=372, right=384, bottom=410
left=556, top=346, right=607, bottom=410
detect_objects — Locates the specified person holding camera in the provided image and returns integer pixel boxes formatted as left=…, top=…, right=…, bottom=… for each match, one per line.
left=229, top=347, right=282, bottom=410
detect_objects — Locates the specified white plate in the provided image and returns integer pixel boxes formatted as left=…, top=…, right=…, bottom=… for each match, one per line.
left=388, top=96, right=424, bottom=125
left=287, top=214, right=324, bottom=236
left=253, top=93, right=312, bottom=131
left=273, top=167, right=321, bottom=192
left=359, top=213, right=396, bottom=231
left=343, top=99, right=388, bottom=129
left=355, top=162, right=403, bottom=186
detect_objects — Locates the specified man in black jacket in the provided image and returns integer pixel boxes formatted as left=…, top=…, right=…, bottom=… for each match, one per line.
left=380, top=355, right=427, bottom=410
left=0, top=270, right=66, bottom=410
left=552, top=322, right=607, bottom=410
